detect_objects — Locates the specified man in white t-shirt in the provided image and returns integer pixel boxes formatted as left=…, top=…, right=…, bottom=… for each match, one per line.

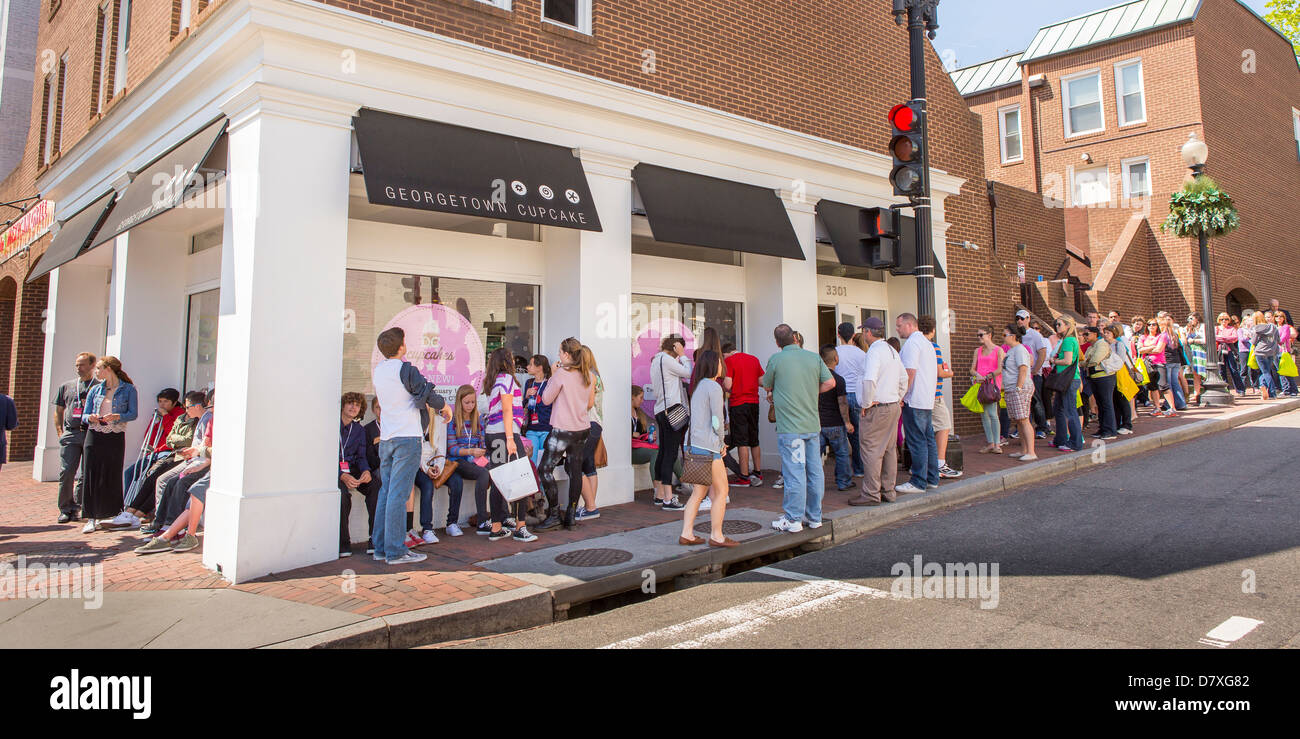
left=849, top=317, right=907, bottom=506
left=834, top=322, right=868, bottom=478
left=897, top=313, right=938, bottom=494
left=1016, top=310, right=1050, bottom=438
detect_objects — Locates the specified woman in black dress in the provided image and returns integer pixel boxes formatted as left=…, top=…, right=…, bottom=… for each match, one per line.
left=80, top=356, right=139, bottom=533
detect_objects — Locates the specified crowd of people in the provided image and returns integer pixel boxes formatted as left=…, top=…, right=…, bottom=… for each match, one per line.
left=46, top=297, right=1297, bottom=564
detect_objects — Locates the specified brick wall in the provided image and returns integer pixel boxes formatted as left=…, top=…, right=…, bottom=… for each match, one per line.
left=1193, top=0, right=1300, bottom=319
left=967, top=85, right=1037, bottom=192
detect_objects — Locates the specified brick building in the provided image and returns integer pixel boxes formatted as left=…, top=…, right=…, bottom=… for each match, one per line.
left=0, top=0, right=1072, bottom=579
left=952, top=0, right=1300, bottom=322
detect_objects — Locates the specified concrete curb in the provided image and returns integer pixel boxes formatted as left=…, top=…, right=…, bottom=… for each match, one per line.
left=266, top=399, right=1299, bottom=647
left=259, top=584, right=554, bottom=649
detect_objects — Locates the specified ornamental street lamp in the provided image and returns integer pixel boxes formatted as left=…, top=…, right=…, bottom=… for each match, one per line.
left=1181, top=133, right=1233, bottom=407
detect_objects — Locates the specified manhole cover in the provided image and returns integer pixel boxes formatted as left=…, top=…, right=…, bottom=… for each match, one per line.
left=694, top=519, right=762, bottom=535
left=554, top=548, right=634, bottom=567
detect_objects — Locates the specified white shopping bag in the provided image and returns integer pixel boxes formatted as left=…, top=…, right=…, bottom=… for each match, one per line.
left=488, top=455, right=539, bottom=503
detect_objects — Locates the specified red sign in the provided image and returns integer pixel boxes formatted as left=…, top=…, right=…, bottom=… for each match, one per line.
left=0, top=200, right=55, bottom=262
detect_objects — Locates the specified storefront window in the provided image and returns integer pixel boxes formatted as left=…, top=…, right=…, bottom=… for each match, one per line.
left=342, top=269, right=539, bottom=403
left=815, top=258, right=886, bottom=282
left=629, top=292, right=742, bottom=416
left=183, top=289, right=219, bottom=392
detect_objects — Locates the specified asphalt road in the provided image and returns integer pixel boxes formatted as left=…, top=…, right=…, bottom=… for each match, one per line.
left=451, top=409, right=1300, bottom=649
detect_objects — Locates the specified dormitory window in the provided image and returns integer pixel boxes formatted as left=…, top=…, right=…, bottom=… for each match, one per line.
left=93, top=0, right=131, bottom=114
left=1114, top=59, right=1145, bottom=126
left=998, top=104, right=1022, bottom=163
left=1062, top=70, right=1103, bottom=137
left=542, top=0, right=591, bottom=34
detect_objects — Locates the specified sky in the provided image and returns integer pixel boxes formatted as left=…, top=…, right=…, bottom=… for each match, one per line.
left=939, top=0, right=1274, bottom=71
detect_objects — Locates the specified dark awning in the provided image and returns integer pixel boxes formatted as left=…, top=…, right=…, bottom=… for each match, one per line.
left=91, top=118, right=228, bottom=248
left=353, top=108, right=601, bottom=231
left=632, top=163, right=803, bottom=259
left=813, top=199, right=945, bottom=278
left=815, top=199, right=873, bottom=267
left=27, top=191, right=118, bottom=283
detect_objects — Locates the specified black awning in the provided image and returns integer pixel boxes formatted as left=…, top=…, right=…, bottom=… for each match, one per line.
left=27, top=191, right=118, bottom=283
left=815, top=199, right=873, bottom=267
left=632, top=163, right=803, bottom=259
left=353, top=108, right=601, bottom=232
left=91, top=118, right=228, bottom=248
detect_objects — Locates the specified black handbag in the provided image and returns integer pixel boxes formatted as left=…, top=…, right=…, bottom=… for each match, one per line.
left=1044, top=358, right=1077, bottom=394
left=658, top=356, right=689, bottom=432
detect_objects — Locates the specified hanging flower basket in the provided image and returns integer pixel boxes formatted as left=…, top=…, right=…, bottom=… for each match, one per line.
left=1160, top=176, right=1239, bottom=239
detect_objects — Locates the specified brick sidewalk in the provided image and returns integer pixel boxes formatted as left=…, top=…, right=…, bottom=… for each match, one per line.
left=0, top=392, right=1271, bottom=618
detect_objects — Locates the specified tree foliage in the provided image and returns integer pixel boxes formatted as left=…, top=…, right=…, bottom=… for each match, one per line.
left=1265, top=0, right=1300, bottom=60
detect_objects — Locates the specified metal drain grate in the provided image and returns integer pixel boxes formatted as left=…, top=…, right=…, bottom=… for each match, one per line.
left=694, top=519, right=762, bottom=535
left=554, top=548, right=634, bottom=568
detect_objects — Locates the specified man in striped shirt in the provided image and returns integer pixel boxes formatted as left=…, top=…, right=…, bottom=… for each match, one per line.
left=919, top=316, right=960, bottom=479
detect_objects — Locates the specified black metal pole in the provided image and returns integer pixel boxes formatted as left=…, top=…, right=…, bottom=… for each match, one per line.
left=907, top=2, right=936, bottom=317
left=1192, top=163, right=1232, bottom=406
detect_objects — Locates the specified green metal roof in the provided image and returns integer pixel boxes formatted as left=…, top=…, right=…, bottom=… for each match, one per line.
left=950, top=53, right=1024, bottom=97
left=1020, top=0, right=1200, bottom=62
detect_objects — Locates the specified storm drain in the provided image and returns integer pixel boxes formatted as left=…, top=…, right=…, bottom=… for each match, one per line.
left=693, top=519, right=762, bottom=535
left=554, top=548, right=634, bottom=568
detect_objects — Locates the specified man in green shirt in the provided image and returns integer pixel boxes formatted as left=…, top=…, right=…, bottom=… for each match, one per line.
left=762, top=324, right=835, bottom=533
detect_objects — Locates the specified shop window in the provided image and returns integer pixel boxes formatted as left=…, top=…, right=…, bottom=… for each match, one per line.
left=631, top=235, right=741, bottom=266
left=183, top=289, right=219, bottom=392
left=542, top=0, right=590, bottom=34
left=815, top=259, right=886, bottom=282
left=190, top=224, right=222, bottom=254
left=342, top=269, right=539, bottom=404
left=861, top=308, right=887, bottom=329
left=1062, top=70, right=1103, bottom=138
left=629, top=293, right=742, bottom=354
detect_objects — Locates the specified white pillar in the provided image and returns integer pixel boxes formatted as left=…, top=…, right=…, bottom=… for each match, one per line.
left=743, top=198, right=818, bottom=471
left=103, top=228, right=189, bottom=469
left=541, top=151, right=635, bottom=507
left=202, top=85, right=357, bottom=583
left=33, top=263, right=110, bottom=481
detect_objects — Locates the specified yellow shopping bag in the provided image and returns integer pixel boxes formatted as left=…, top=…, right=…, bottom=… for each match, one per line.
left=1116, top=367, right=1139, bottom=399
left=1281, top=352, right=1299, bottom=378
left=999, top=393, right=1007, bottom=409
left=1247, top=346, right=1259, bottom=370
left=959, top=385, right=984, bottom=414
left=1076, top=389, right=1083, bottom=408
left=1135, top=357, right=1150, bottom=386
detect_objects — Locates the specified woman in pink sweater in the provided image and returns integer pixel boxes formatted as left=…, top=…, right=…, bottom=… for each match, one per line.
left=536, top=337, right=596, bottom=530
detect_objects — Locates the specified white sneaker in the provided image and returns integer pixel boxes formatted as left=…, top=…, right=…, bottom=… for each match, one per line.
left=421, top=530, right=439, bottom=545
left=771, top=517, right=803, bottom=533
left=387, top=552, right=427, bottom=565
left=1117, top=428, right=1133, bottom=435
left=803, top=520, right=824, bottom=529
left=445, top=523, right=464, bottom=537
left=699, top=496, right=712, bottom=511
left=773, top=476, right=785, bottom=489
left=81, top=520, right=98, bottom=534
left=894, top=482, right=926, bottom=495
left=105, top=511, right=135, bottom=527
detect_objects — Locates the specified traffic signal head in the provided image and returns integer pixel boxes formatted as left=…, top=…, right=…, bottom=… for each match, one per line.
left=860, top=207, right=900, bottom=269
left=888, top=102, right=925, bottom=198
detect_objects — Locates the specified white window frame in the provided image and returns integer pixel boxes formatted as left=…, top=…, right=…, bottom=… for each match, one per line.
left=1114, top=58, right=1146, bottom=127
left=179, top=0, right=191, bottom=31
left=1120, top=156, right=1151, bottom=198
left=998, top=104, right=1023, bottom=164
left=541, top=0, right=591, bottom=34
left=1061, top=69, right=1105, bottom=139
left=1293, top=107, right=1299, bottom=162
left=113, top=0, right=130, bottom=95
left=41, top=70, right=55, bottom=164
left=1071, top=164, right=1111, bottom=207
left=96, top=0, right=113, bottom=111
left=475, top=0, right=511, bottom=8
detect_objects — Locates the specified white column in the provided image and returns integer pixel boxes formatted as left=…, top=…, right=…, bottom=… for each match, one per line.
left=103, top=228, right=190, bottom=469
left=541, top=151, right=635, bottom=507
left=33, top=263, right=110, bottom=481
left=202, top=85, right=357, bottom=583
left=743, top=197, right=818, bottom=471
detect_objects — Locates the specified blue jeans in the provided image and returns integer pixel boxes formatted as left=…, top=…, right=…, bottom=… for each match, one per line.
left=901, top=405, right=938, bottom=488
left=1052, top=376, right=1084, bottom=450
left=776, top=432, right=824, bottom=525
left=845, top=393, right=864, bottom=476
left=374, top=437, right=421, bottom=561
left=819, top=426, right=852, bottom=489
left=1221, top=348, right=1245, bottom=394
left=980, top=403, right=1000, bottom=445
left=525, top=429, right=549, bottom=467
left=1256, top=354, right=1283, bottom=397
left=1166, top=362, right=1187, bottom=410
left=1238, top=350, right=1258, bottom=389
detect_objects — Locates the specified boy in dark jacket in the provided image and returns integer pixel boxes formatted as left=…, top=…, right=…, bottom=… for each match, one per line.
left=338, top=392, right=372, bottom=557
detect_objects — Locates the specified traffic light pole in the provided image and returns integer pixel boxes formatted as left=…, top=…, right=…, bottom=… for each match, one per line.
left=902, top=0, right=939, bottom=318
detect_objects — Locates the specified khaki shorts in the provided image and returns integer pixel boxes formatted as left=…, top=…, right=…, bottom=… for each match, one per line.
left=932, top=395, right=953, bottom=432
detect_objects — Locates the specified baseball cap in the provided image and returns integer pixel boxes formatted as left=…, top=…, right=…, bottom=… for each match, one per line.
left=860, top=316, right=886, bottom=332
left=1015, top=309, right=1031, bottom=319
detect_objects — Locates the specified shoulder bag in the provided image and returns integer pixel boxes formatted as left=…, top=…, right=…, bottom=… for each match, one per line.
left=679, top=424, right=715, bottom=486
left=1044, top=350, right=1077, bottom=394
left=658, top=355, right=690, bottom=432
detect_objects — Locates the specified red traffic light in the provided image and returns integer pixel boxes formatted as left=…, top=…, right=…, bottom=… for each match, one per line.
left=889, top=103, right=918, bottom=132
